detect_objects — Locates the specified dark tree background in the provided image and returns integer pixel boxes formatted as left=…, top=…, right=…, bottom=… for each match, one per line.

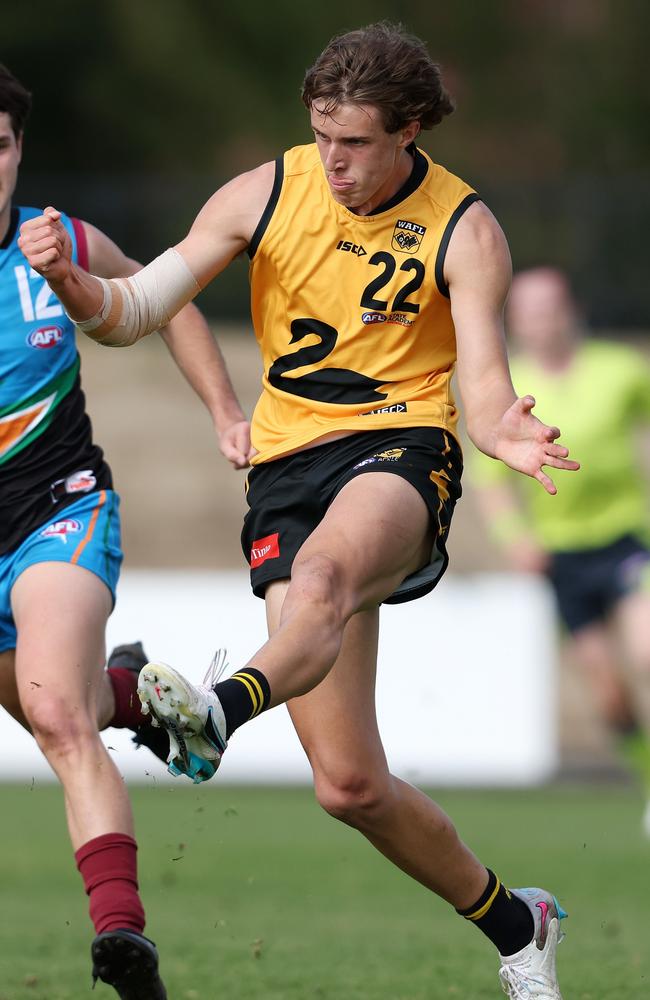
left=5, top=0, right=649, bottom=326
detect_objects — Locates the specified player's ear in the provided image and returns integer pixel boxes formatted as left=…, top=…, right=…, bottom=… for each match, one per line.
left=398, top=120, right=420, bottom=149
left=16, top=130, right=23, bottom=164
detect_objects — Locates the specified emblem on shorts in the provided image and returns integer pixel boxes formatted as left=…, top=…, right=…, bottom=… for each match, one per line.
left=353, top=448, right=406, bottom=469
left=40, top=519, right=83, bottom=544
left=250, top=532, right=280, bottom=569
left=391, top=219, right=426, bottom=254
left=58, top=469, right=97, bottom=495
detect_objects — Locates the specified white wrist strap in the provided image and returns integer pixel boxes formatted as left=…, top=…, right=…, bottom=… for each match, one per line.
left=72, top=247, right=200, bottom=347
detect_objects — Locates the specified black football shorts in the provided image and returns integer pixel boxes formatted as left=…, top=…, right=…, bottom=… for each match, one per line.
left=241, top=426, right=462, bottom=604
left=547, top=533, right=650, bottom=633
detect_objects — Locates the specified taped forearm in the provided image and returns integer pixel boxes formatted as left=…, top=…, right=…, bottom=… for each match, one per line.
left=71, top=248, right=201, bottom=347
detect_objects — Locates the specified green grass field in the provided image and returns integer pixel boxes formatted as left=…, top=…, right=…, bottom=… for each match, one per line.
left=0, top=782, right=647, bottom=999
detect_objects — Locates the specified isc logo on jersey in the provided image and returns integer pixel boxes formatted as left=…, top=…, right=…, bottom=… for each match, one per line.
left=27, top=326, right=64, bottom=349
left=40, top=519, right=83, bottom=543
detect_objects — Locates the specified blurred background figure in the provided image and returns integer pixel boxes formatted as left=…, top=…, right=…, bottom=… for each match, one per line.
left=472, top=266, right=650, bottom=831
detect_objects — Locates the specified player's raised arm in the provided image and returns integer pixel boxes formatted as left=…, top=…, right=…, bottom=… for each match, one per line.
left=446, top=201, right=580, bottom=495
left=17, top=161, right=276, bottom=349
left=79, top=219, right=252, bottom=468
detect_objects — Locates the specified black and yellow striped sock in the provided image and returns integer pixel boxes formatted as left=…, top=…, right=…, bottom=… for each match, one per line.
left=213, top=668, right=271, bottom=738
left=457, top=869, right=534, bottom=956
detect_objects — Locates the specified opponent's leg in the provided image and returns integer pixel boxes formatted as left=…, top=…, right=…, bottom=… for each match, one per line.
left=0, top=638, right=167, bottom=770
left=0, top=645, right=119, bottom=732
left=107, top=642, right=171, bottom=763
left=0, top=649, right=24, bottom=726
left=266, top=585, right=565, bottom=997
left=12, top=562, right=165, bottom=999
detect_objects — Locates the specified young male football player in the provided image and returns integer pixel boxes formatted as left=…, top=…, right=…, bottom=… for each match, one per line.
left=20, top=25, right=578, bottom=999
left=1, top=63, right=250, bottom=999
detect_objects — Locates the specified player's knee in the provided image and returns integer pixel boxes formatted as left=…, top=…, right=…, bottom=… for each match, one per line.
left=24, top=694, right=95, bottom=758
left=315, top=771, right=393, bottom=828
left=289, top=553, right=350, bottom=623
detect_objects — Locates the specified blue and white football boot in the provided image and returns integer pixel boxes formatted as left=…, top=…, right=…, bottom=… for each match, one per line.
left=137, top=650, right=228, bottom=784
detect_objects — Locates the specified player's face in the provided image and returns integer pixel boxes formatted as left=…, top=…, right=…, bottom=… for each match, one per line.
left=0, top=113, right=21, bottom=230
left=310, top=102, right=418, bottom=215
left=506, top=271, right=578, bottom=355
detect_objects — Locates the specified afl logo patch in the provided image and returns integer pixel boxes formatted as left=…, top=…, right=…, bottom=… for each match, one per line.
left=362, top=312, right=387, bottom=325
left=40, top=519, right=83, bottom=543
left=27, top=326, right=64, bottom=349
left=391, top=219, right=427, bottom=254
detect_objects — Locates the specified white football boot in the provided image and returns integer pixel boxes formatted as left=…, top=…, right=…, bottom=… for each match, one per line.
left=137, top=650, right=228, bottom=784
left=498, top=887, right=567, bottom=999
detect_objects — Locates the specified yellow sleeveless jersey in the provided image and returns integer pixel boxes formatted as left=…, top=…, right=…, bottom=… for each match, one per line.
left=247, top=143, right=478, bottom=464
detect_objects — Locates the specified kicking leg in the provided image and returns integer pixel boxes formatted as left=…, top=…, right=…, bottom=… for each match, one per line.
left=138, top=472, right=433, bottom=773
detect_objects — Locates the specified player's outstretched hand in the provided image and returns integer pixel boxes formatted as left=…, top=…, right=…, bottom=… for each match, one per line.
left=494, top=395, right=580, bottom=495
left=18, top=207, right=72, bottom=284
left=218, top=419, right=254, bottom=469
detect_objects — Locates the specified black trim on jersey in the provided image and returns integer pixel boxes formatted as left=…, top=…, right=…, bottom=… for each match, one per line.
left=434, top=193, right=481, bottom=298
left=1, top=207, right=19, bottom=250
left=247, top=157, right=285, bottom=259
left=368, top=148, right=429, bottom=216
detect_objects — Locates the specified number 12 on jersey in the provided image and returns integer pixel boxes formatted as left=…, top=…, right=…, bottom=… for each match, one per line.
left=14, top=265, right=64, bottom=322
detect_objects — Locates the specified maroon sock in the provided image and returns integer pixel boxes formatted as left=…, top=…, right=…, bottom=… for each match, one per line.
left=108, top=667, right=149, bottom=730
left=75, top=833, right=145, bottom=935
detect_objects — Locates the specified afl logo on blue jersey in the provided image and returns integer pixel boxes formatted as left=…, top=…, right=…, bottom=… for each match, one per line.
left=27, top=325, right=64, bottom=349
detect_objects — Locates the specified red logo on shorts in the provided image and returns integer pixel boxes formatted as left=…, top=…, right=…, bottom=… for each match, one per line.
left=250, top=532, right=280, bottom=569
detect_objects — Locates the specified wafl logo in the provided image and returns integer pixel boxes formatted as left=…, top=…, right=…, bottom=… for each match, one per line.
left=391, top=219, right=427, bottom=254
left=27, top=326, right=64, bottom=349
left=40, top=519, right=83, bottom=544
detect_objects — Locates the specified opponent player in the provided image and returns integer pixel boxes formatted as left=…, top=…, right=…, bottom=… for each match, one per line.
left=1, top=64, right=250, bottom=998
left=19, top=25, right=579, bottom=999
left=472, top=266, right=650, bottom=831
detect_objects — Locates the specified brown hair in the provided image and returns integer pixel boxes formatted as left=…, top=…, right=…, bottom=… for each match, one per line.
left=0, top=64, right=32, bottom=138
left=302, top=22, right=454, bottom=134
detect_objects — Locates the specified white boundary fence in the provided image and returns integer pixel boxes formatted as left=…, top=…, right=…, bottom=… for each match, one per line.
left=0, top=571, right=558, bottom=785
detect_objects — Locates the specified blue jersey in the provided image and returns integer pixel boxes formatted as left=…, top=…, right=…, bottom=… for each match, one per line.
left=0, top=206, right=83, bottom=462
left=0, top=207, right=112, bottom=554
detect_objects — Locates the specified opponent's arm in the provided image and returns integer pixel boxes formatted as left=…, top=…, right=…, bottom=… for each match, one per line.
left=17, top=161, right=276, bottom=349
left=446, top=201, right=579, bottom=495
left=82, top=221, right=251, bottom=468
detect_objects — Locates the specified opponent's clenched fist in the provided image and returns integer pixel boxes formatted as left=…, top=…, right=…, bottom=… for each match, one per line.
left=18, top=207, right=72, bottom=285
